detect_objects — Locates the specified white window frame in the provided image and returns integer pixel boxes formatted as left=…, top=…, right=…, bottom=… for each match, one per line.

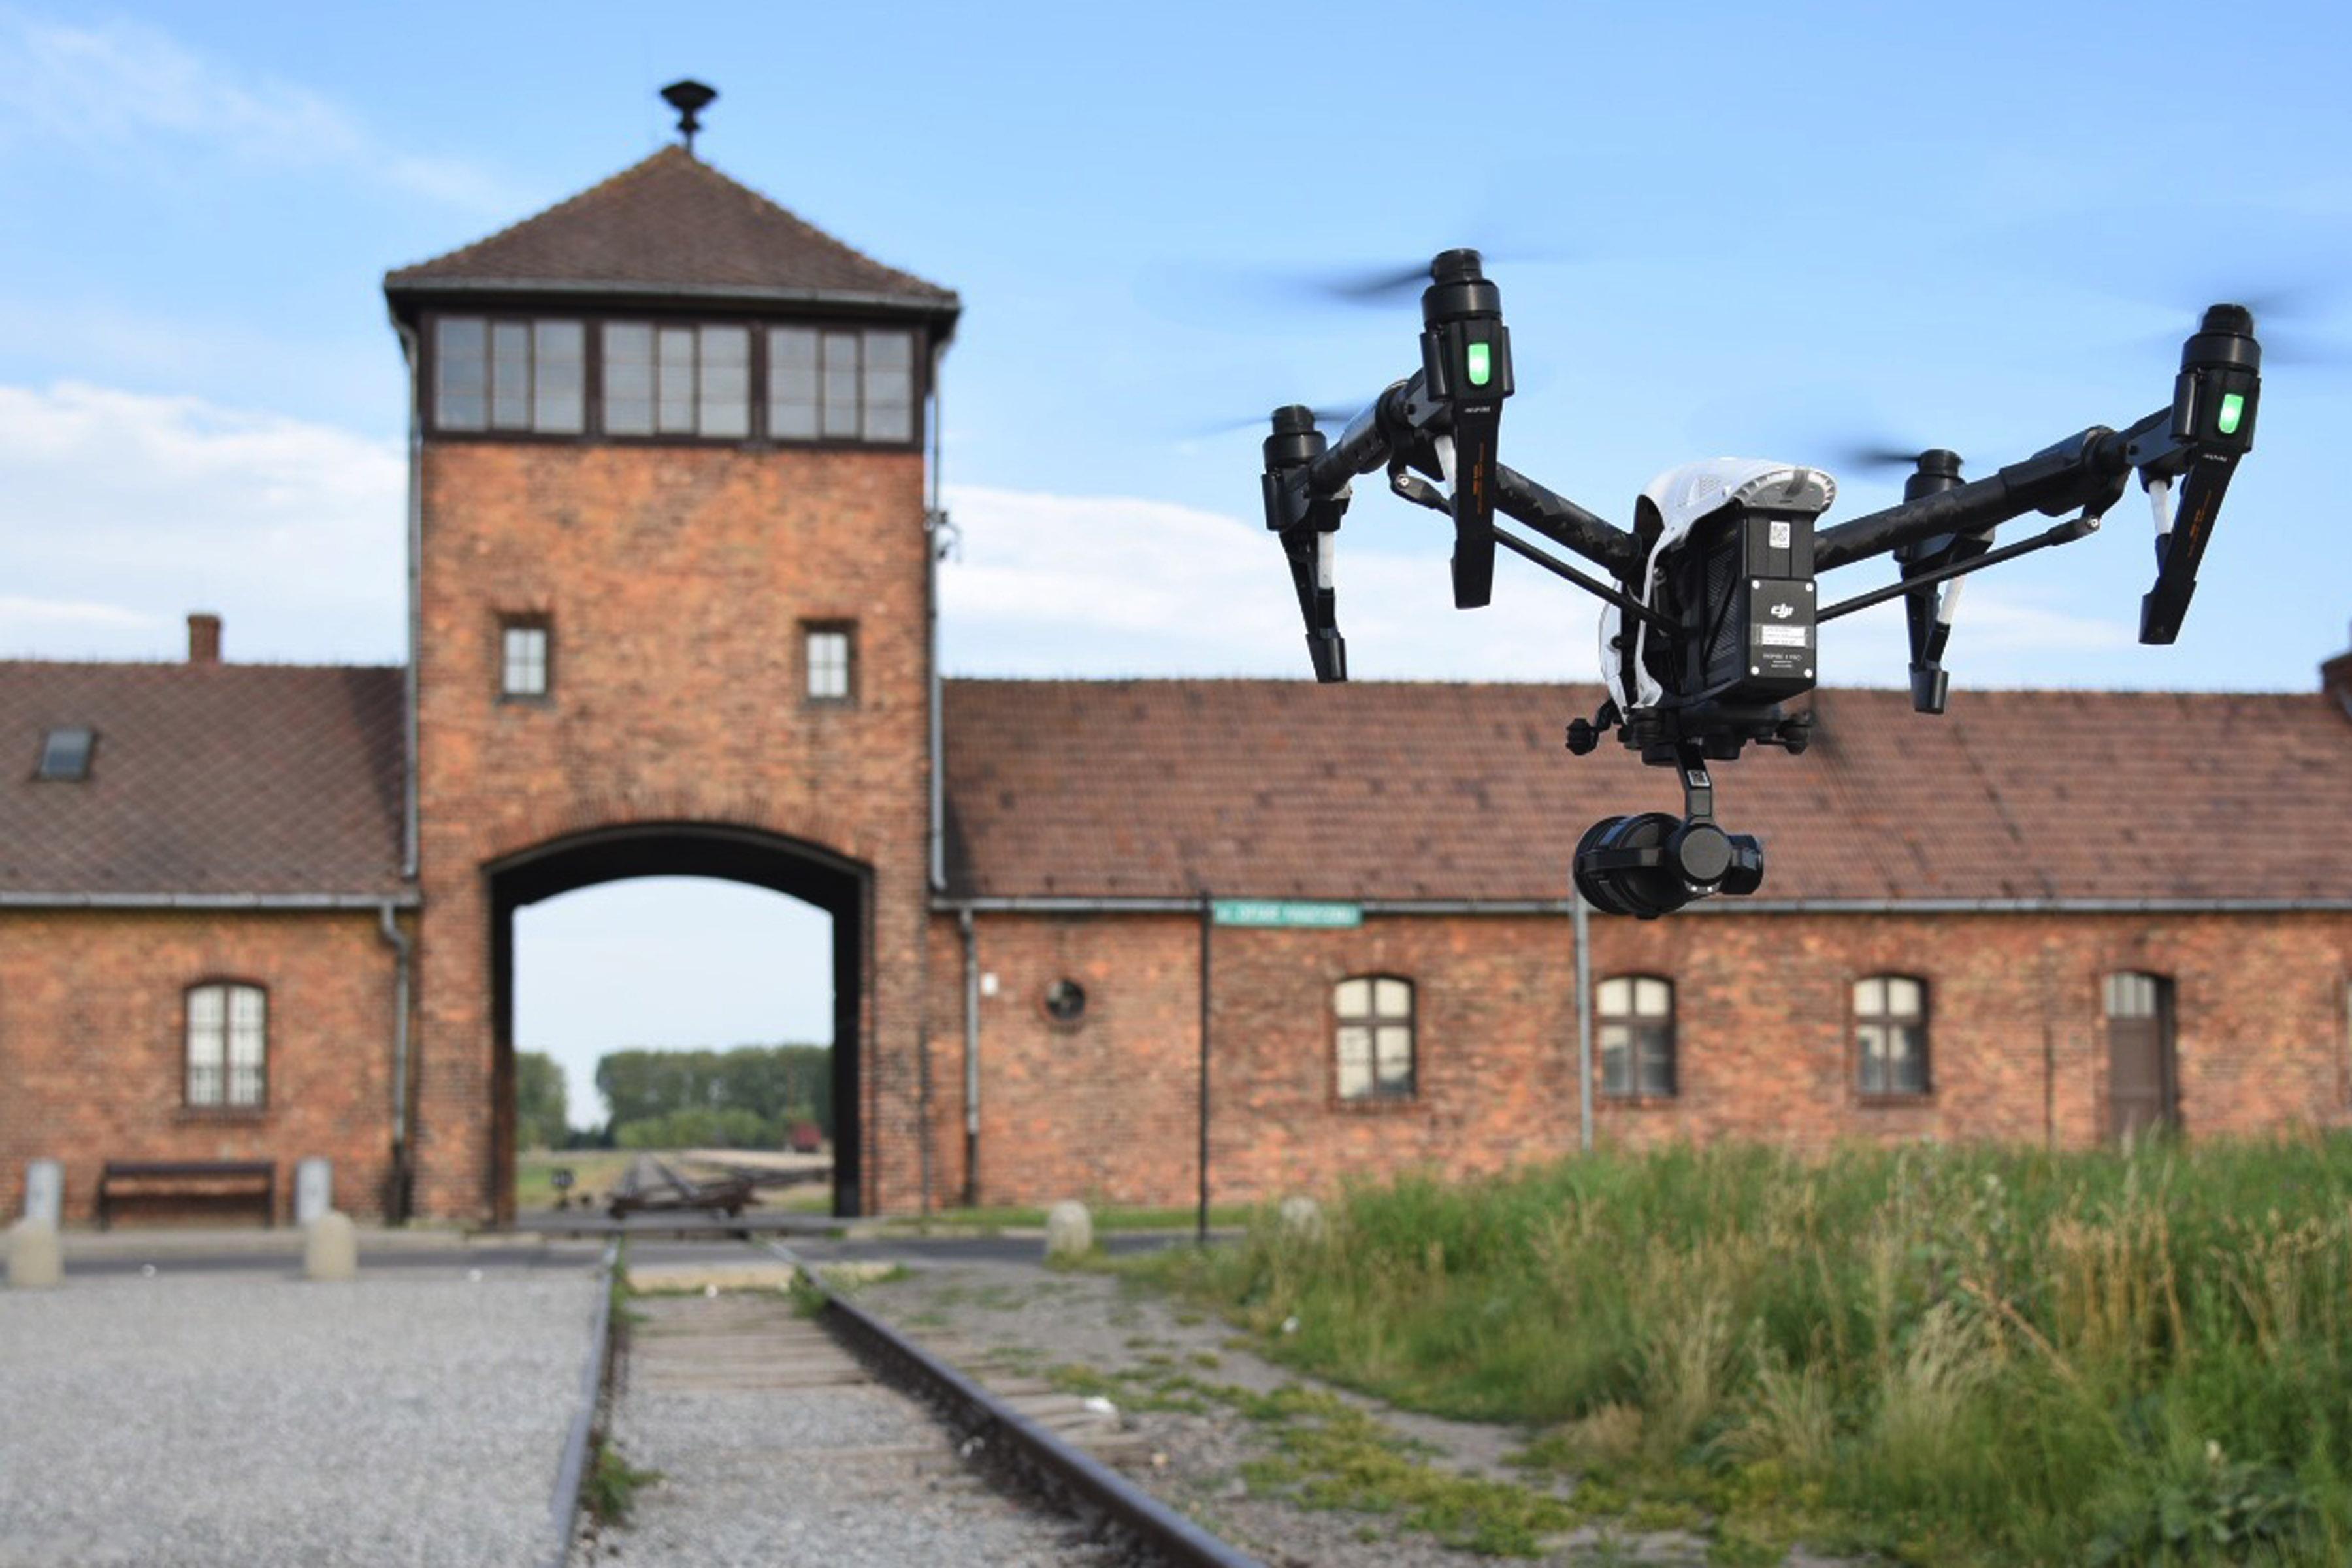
left=186, top=981, right=267, bottom=1109
left=501, top=621, right=550, bottom=700
left=804, top=625, right=853, bottom=703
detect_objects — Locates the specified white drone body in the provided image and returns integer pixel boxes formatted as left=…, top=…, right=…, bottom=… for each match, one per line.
left=1599, top=458, right=1838, bottom=711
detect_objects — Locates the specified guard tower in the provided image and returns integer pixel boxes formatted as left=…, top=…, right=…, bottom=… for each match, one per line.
left=383, top=85, right=959, bottom=1221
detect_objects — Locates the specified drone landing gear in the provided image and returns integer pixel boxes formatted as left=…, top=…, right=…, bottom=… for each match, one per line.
left=1572, top=744, right=1764, bottom=919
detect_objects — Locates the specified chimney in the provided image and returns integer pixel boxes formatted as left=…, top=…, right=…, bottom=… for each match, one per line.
left=188, top=612, right=221, bottom=666
left=2324, top=620, right=2352, bottom=721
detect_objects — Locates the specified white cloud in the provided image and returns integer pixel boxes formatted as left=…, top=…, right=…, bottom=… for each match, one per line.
left=939, top=483, right=1604, bottom=682
left=0, top=381, right=402, bottom=661
left=0, top=389, right=2152, bottom=681
left=1818, top=585, right=2131, bottom=679
left=0, top=593, right=152, bottom=632
left=937, top=483, right=2139, bottom=688
left=0, top=12, right=511, bottom=210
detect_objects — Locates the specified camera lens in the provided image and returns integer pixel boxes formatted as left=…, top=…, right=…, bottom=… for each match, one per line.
left=1669, top=821, right=1733, bottom=885
left=1573, top=812, right=1690, bottom=919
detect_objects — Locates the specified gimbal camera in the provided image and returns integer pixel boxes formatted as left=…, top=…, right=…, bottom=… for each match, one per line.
left=1260, top=250, right=2258, bottom=917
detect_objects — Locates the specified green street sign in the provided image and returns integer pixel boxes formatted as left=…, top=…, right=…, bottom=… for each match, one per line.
left=1211, top=899, right=1363, bottom=930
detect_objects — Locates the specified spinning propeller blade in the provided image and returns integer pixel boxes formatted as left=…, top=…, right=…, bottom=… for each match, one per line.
left=1183, top=405, right=1362, bottom=438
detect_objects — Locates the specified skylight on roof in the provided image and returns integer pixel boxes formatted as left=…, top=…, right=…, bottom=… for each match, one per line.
left=37, top=726, right=93, bottom=781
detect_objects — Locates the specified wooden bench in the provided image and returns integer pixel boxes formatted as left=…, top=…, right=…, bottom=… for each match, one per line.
left=96, top=1160, right=276, bottom=1230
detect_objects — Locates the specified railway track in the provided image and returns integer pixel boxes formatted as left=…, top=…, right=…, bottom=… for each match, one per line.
left=562, top=1237, right=1264, bottom=1567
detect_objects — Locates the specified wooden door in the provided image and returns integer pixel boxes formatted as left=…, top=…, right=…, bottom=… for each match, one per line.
left=2105, top=973, right=2176, bottom=1140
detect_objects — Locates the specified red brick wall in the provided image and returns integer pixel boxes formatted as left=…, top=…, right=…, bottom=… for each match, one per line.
left=410, top=439, right=934, bottom=1221
left=926, top=909, right=2352, bottom=1209
left=0, top=909, right=406, bottom=1224
left=925, top=913, right=1205, bottom=1208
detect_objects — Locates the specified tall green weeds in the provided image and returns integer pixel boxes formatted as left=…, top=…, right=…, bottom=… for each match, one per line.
left=1145, top=1137, right=2352, bottom=1563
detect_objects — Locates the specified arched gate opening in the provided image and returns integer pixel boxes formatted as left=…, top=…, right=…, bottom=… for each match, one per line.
left=486, top=823, right=868, bottom=1221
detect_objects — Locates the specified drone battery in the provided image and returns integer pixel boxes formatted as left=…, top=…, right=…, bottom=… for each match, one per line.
left=1695, top=510, right=1816, bottom=705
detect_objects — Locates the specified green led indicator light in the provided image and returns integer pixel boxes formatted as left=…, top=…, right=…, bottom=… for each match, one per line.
left=1465, top=342, right=1492, bottom=387
left=2217, top=391, right=2246, bottom=436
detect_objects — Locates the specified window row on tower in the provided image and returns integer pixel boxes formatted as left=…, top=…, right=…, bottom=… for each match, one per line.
left=430, top=316, right=919, bottom=445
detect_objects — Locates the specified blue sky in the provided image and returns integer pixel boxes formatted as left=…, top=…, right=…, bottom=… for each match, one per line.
left=4, top=1, right=2347, bottom=1121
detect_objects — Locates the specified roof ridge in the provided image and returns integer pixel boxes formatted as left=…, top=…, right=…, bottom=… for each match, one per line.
left=0, top=659, right=403, bottom=674
left=676, top=152, right=943, bottom=300
left=383, top=144, right=953, bottom=303
left=382, top=147, right=678, bottom=282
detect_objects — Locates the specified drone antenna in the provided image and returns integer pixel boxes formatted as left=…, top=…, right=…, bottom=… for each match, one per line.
left=661, top=80, right=719, bottom=154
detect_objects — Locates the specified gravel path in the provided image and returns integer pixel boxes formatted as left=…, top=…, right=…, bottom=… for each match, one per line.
left=581, top=1287, right=1117, bottom=1567
left=0, top=1267, right=602, bottom=1567
left=857, top=1258, right=1871, bottom=1567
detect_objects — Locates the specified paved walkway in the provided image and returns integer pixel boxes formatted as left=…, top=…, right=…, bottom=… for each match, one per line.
left=0, top=1264, right=602, bottom=1567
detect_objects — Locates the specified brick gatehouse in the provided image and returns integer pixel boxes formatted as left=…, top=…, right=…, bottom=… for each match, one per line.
left=6, top=131, right=2351, bottom=1226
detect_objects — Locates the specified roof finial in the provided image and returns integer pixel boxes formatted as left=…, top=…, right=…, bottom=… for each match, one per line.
left=660, top=80, right=718, bottom=154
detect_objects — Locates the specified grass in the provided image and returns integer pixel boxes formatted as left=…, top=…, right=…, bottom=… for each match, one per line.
left=515, top=1149, right=633, bottom=1211
left=1132, top=1136, right=2352, bottom=1565
left=1043, top=1358, right=1592, bottom=1551
left=583, top=1442, right=662, bottom=1526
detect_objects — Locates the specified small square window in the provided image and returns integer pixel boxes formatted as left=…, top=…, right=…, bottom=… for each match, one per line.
left=501, top=621, right=550, bottom=700
left=805, top=626, right=853, bottom=703
left=36, top=726, right=93, bottom=781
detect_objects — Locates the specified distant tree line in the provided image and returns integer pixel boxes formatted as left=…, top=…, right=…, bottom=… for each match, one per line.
left=512, top=1044, right=832, bottom=1151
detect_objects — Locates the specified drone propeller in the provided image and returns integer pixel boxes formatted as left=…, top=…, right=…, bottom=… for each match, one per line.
left=1271, top=248, right=1576, bottom=310
left=1317, top=261, right=1443, bottom=303
left=1823, top=440, right=1943, bottom=475
left=1183, top=404, right=1363, bottom=439
left=2117, top=293, right=2352, bottom=370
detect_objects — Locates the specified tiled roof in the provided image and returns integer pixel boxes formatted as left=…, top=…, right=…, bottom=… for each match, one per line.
left=384, top=146, right=956, bottom=310
left=0, top=662, right=405, bottom=899
left=939, top=679, right=2352, bottom=904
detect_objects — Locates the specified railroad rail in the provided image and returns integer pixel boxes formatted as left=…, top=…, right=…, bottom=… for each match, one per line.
left=768, top=1237, right=1269, bottom=1568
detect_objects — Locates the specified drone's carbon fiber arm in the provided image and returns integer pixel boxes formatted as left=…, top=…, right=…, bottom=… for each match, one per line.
left=1812, top=423, right=2140, bottom=571
left=1294, top=375, right=1645, bottom=580
left=1493, top=465, right=1646, bottom=579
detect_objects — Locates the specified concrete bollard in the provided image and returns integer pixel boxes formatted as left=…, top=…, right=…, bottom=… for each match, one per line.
left=22, top=1160, right=62, bottom=1227
left=7, top=1218, right=62, bottom=1289
left=303, top=1211, right=358, bottom=1282
left=1044, top=1200, right=1093, bottom=1263
left=1277, top=1194, right=1326, bottom=1245
left=293, top=1158, right=334, bottom=1226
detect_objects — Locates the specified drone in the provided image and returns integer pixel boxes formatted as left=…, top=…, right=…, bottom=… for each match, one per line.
left=1259, top=250, right=2258, bottom=917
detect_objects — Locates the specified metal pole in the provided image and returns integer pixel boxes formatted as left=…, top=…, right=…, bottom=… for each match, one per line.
left=1198, top=892, right=1212, bottom=1245
left=1573, top=892, right=1593, bottom=1154
left=378, top=902, right=414, bottom=1222
left=960, top=907, right=980, bottom=1208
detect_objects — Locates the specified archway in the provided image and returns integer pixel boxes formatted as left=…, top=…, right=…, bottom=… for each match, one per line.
left=486, top=823, right=868, bottom=1220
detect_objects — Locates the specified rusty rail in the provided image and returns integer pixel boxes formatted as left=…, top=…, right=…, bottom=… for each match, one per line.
left=760, top=1240, right=1266, bottom=1568
left=545, top=1237, right=621, bottom=1568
